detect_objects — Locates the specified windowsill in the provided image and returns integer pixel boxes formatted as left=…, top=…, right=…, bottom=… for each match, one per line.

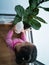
left=0, top=15, right=15, bottom=24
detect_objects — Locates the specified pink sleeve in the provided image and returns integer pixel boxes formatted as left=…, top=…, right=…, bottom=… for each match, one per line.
left=21, top=32, right=27, bottom=41
left=5, top=30, right=13, bottom=48
left=6, top=30, right=13, bottom=39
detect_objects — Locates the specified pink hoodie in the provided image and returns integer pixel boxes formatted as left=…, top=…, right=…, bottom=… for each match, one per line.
left=5, top=30, right=27, bottom=49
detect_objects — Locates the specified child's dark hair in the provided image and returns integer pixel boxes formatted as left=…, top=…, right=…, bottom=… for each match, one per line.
left=14, top=44, right=37, bottom=64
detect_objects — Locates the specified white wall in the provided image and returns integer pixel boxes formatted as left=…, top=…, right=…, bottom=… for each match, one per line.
left=0, top=0, right=49, bottom=65
left=0, top=0, right=29, bottom=14
left=32, top=2, right=49, bottom=65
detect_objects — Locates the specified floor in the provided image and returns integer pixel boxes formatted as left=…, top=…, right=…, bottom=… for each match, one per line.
left=0, top=24, right=28, bottom=65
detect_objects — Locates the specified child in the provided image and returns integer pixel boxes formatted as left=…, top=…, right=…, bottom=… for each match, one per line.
left=5, top=21, right=37, bottom=64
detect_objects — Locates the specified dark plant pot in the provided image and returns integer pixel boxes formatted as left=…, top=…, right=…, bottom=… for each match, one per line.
left=23, top=22, right=31, bottom=29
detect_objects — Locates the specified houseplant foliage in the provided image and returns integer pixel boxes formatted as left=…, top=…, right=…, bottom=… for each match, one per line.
left=13, top=0, right=49, bottom=30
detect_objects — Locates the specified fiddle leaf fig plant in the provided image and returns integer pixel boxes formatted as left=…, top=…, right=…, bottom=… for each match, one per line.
left=13, top=0, right=49, bottom=30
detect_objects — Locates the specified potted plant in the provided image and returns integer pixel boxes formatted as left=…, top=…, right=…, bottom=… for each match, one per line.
left=13, top=0, right=49, bottom=30
left=12, top=0, right=49, bottom=64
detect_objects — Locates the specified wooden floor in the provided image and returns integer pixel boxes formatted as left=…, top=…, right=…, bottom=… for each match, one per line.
left=0, top=24, right=28, bottom=65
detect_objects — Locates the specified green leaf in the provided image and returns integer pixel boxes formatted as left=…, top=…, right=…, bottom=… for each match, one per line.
left=26, top=7, right=31, bottom=15
left=23, top=12, right=28, bottom=22
left=42, top=8, right=49, bottom=11
left=34, top=16, right=47, bottom=24
left=39, top=6, right=49, bottom=11
left=42, top=0, right=49, bottom=2
left=29, top=0, right=38, bottom=9
left=29, top=19, right=41, bottom=30
left=13, top=15, right=22, bottom=25
left=37, top=0, right=49, bottom=5
left=23, top=10, right=30, bottom=22
left=32, top=8, right=39, bottom=16
left=26, top=7, right=39, bottom=16
left=43, top=0, right=49, bottom=1
left=23, top=8, right=39, bottom=22
left=15, top=5, right=24, bottom=17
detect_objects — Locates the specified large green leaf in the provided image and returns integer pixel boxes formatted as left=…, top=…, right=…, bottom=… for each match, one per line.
left=29, top=0, right=38, bottom=9
left=34, top=16, right=47, bottom=23
left=29, top=19, right=41, bottom=30
left=13, top=15, right=22, bottom=25
left=15, top=5, right=24, bottom=17
left=26, top=7, right=39, bottom=16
